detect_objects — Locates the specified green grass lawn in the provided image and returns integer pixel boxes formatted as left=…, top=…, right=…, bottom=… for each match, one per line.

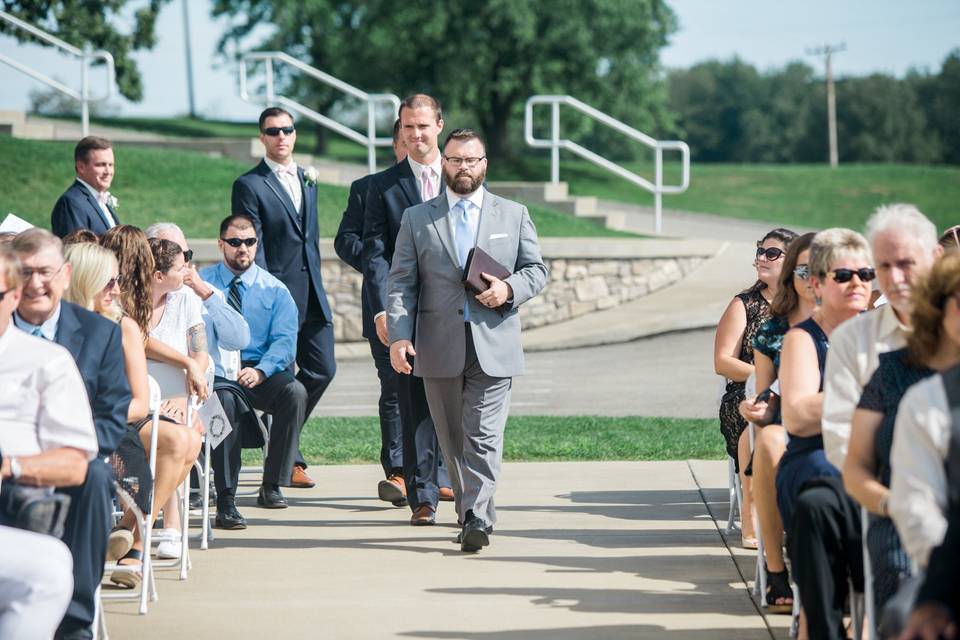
left=242, top=416, right=724, bottom=466
left=0, top=137, right=632, bottom=238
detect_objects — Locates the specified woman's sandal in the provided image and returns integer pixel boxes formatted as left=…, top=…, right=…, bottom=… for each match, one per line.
left=109, top=548, right=143, bottom=589
left=765, top=565, right=794, bottom=614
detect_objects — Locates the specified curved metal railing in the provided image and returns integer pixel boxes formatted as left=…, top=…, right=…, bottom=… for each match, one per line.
left=239, top=51, right=400, bottom=174
left=0, top=10, right=115, bottom=137
left=524, top=95, right=690, bottom=234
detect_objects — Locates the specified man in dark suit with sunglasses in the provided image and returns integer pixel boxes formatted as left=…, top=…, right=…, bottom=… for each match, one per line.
left=231, top=107, right=335, bottom=489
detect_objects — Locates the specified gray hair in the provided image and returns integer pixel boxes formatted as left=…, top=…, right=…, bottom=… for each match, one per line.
left=809, top=228, right=873, bottom=280
left=144, top=222, right=183, bottom=240
left=864, top=203, right=939, bottom=254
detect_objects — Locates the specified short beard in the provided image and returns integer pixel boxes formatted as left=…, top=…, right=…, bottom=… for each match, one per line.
left=445, top=168, right=485, bottom=195
left=225, top=255, right=252, bottom=273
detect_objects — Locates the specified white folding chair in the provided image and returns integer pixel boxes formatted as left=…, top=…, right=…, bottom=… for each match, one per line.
left=147, top=361, right=199, bottom=579
left=726, top=456, right=741, bottom=534
left=861, top=505, right=877, bottom=639
left=100, top=375, right=162, bottom=614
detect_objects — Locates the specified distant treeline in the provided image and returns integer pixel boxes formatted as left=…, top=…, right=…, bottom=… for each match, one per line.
left=664, top=50, right=960, bottom=165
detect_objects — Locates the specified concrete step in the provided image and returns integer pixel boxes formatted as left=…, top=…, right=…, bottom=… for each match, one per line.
left=489, top=180, right=613, bottom=228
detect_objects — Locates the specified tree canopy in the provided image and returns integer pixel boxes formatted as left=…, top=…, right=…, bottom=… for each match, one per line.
left=1, top=0, right=170, bottom=102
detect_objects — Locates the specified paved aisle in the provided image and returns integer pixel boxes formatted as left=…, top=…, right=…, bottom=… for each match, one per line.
left=104, top=461, right=781, bottom=639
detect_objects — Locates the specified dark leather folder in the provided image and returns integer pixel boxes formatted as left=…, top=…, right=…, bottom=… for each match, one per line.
left=462, top=246, right=511, bottom=294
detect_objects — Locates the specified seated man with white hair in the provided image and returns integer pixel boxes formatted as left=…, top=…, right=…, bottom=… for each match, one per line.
left=0, top=244, right=96, bottom=639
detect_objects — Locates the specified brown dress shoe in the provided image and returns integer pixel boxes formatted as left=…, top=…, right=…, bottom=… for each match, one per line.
left=438, top=486, right=455, bottom=502
left=378, top=474, right=406, bottom=503
left=410, top=504, right=436, bottom=526
left=290, top=465, right=316, bottom=488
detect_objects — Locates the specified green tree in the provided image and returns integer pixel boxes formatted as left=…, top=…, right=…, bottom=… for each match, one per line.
left=909, top=49, right=960, bottom=164
left=212, top=0, right=677, bottom=161
left=0, top=0, right=171, bottom=102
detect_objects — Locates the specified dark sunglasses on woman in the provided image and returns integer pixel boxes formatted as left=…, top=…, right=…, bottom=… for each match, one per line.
left=828, top=267, right=876, bottom=283
left=755, top=246, right=785, bottom=261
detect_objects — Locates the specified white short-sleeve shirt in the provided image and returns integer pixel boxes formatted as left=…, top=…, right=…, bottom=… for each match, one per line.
left=149, top=288, right=204, bottom=355
left=0, top=326, right=98, bottom=460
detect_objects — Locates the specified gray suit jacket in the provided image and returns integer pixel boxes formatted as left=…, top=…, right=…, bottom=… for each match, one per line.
left=386, top=190, right=548, bottom=378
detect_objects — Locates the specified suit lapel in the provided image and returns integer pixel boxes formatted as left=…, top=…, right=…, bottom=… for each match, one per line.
left=54, top=302, right=85, bottom=361
left=475, top=191, right=499, bottom=254
left=301, top=167, right=316, bottom=236
left=76, top=180, right=113, bottom=230
left=398, top=161, right=421, bottom=207
left=262, top=168, right=303, bottom=236
left=430, top=197, right=460, bottom=270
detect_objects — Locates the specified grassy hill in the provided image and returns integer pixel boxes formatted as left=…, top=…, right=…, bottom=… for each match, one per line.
left=0, top=137, right=633, bottom=238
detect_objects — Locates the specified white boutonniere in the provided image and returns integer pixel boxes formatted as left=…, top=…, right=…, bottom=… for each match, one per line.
left=108, top=194, right=119, bottom=210
left=303, top=166, right=319, bottom=187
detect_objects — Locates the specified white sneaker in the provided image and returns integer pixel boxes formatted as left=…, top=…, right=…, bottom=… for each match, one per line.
left=156, top=528, right=182, bottom=559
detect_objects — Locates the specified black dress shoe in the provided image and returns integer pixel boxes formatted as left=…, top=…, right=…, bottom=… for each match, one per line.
left=215, top=502, right=247, bottom=529
left=257, top=484, right=288, bottom=509
left=460, top=518, right=492, bottom=552
left=455, top=524, right=493, bottom=544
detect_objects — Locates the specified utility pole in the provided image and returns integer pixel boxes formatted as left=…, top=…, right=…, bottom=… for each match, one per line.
left=181, top=0, right=197, bottom=118
left=807, top=42, right=845, bottom=168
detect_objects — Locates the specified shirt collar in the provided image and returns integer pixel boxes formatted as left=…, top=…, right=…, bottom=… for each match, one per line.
left=407, top=154, right=442, bottom=183
left=76, top=177, right=107, bottom=199
left=446, top=186, right=485, bottom=213
left=13, top=302, right=62, bottom=341
left=878, top=301, right=910, bottom=339
left=263, top=156, right=297, bottom=174
left=217, top=262, right=259, bottom=288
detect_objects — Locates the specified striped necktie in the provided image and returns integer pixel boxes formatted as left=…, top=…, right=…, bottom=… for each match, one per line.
left=228, top=276, right=243, bottom=313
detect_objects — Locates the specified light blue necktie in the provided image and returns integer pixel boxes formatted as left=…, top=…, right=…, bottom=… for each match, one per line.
left=31, top=326, right=45, bottom=340
left=454, top=199, right=474, bottom=321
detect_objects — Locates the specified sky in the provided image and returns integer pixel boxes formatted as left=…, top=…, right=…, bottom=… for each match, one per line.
left=0, top=0, right=957, bottom=120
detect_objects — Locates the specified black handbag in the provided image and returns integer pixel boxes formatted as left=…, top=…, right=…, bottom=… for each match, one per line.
left=0, top=483, right=72, bottom=539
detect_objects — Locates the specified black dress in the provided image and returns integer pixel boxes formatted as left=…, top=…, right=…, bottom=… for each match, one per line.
left=856, top=348, right=934, bottom=611
left=719, top=288, right=771, bottom=466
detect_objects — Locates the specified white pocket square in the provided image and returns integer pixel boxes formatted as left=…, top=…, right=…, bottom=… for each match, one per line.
left=489, top=233, right=509, bottom=240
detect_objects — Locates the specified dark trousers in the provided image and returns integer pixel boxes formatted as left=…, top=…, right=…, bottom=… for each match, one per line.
left=369, top=336, right=403, bottom=476
left=400, top=364, right=450, bottom=510
left=297, top=288, right=337, bottom=425
left=56, top=457, right=113, bottom=637
left=788, top=482, right=864, bottom=640
left=215, top=371, right=307, bottom=490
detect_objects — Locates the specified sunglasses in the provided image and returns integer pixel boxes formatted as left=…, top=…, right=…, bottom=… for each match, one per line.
left=222, top=237, right=258, bottom=248
left=828, top=267, right=876, bottom=284
left=794, top=265, right=810, bottom=280
left=103, top=275, right=122, bottom=291
left=262, top=126, right=295, bottom=137
left=183, top=249, right=194, bottom=263
left=756, top=246, right=785, bottom=261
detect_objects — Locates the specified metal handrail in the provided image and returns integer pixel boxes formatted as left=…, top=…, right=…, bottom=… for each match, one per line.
left=0, top=10, right=115, bottom=137
left=524, top=95, right=690, bottom=234
left=239, top=51, right=400, bottom=174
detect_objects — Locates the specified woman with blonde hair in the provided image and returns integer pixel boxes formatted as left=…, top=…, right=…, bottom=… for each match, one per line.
left=845, top=251, right=960, bottom=615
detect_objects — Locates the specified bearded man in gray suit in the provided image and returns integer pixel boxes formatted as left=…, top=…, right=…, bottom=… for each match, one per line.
left=386, top=128, right=548, bottom=552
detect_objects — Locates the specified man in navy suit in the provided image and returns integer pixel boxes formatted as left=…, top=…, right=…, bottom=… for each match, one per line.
left=363, top=94, right=452, bottom=525
left=231, top=107, right=335, bottom=488
left=12, top=229, right=130, bottom=640
left=51, top=136, right=120, bottom=238
left=336, top=119, right=414, bottom=504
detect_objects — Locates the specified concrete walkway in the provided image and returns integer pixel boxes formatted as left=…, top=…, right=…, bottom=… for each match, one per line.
left=102, top=461, right=789, bottom=639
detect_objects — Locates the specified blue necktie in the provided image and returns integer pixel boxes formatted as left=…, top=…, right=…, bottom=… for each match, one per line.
left=31, top=326, right=45, bottom=340
left=454, top=199, right=474, bottom=321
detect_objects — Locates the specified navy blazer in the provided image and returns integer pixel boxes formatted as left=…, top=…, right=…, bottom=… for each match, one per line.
left=231, top=160, right=332, bottom=325
left=54, top=301, right=131, bottom=457
left=50, top=180, right=119, bottom=238
left=334, top=174, right=376, bottom=339
left=362, top=159, right=429, bottom=318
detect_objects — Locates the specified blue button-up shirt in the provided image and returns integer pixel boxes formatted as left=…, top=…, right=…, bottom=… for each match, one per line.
left=199, top=262, right=298, bottom=378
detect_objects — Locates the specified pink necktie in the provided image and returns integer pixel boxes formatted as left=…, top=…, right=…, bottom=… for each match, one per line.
left=420, top=167, right=434, bottom=200
left=97, top=192, right=110, bottom=205
left=278, top=164, right=298, bottom=177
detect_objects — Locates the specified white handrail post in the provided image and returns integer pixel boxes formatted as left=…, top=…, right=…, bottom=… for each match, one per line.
left=654, top=144, right=664, bottom=234
left=265, top=59, right=274, bottom=105
left=366, top=100, right=376, bottom=174
left=80, top=46, right=90, bottom=137
left=550, top=100, right=560, bottom=184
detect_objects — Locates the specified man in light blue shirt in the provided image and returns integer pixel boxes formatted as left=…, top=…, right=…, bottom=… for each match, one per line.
left=199, top=214, right=306, bottom=524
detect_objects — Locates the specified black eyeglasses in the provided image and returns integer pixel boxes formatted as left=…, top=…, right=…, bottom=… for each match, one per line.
left=0, top=287, right=13, bottom=302
left=262, top=126, right=295, bottom=137
left=827, top=267, right=876, bottom=283
left=222, top=237, right=258, bottom=248
left=443, top=155, right=486, bottom=168
left=756, top=247, right=785, bottom=261
left=183, top=249, right=194, bottom=263
left=794, top=265, right=810, bottom=280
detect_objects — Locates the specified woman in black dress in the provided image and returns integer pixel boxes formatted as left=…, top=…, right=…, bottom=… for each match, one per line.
left=714, top=227, right=797, bottom=547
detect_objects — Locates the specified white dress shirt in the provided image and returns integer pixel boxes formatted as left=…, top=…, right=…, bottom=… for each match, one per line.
left=76, top=177, right=117, bottom=228
left=0, top=325, right=97, bottom=461
left=821, top=304, right=909, bottom=469
left=407, top=155, right=442, bottom=200
left=889, top=373, right=950, bottom=568
left=263, top=156, right=302, bottom=213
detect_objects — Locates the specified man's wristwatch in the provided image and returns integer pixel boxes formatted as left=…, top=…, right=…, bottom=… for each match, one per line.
left=9, top=456, right=22, bottom=480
